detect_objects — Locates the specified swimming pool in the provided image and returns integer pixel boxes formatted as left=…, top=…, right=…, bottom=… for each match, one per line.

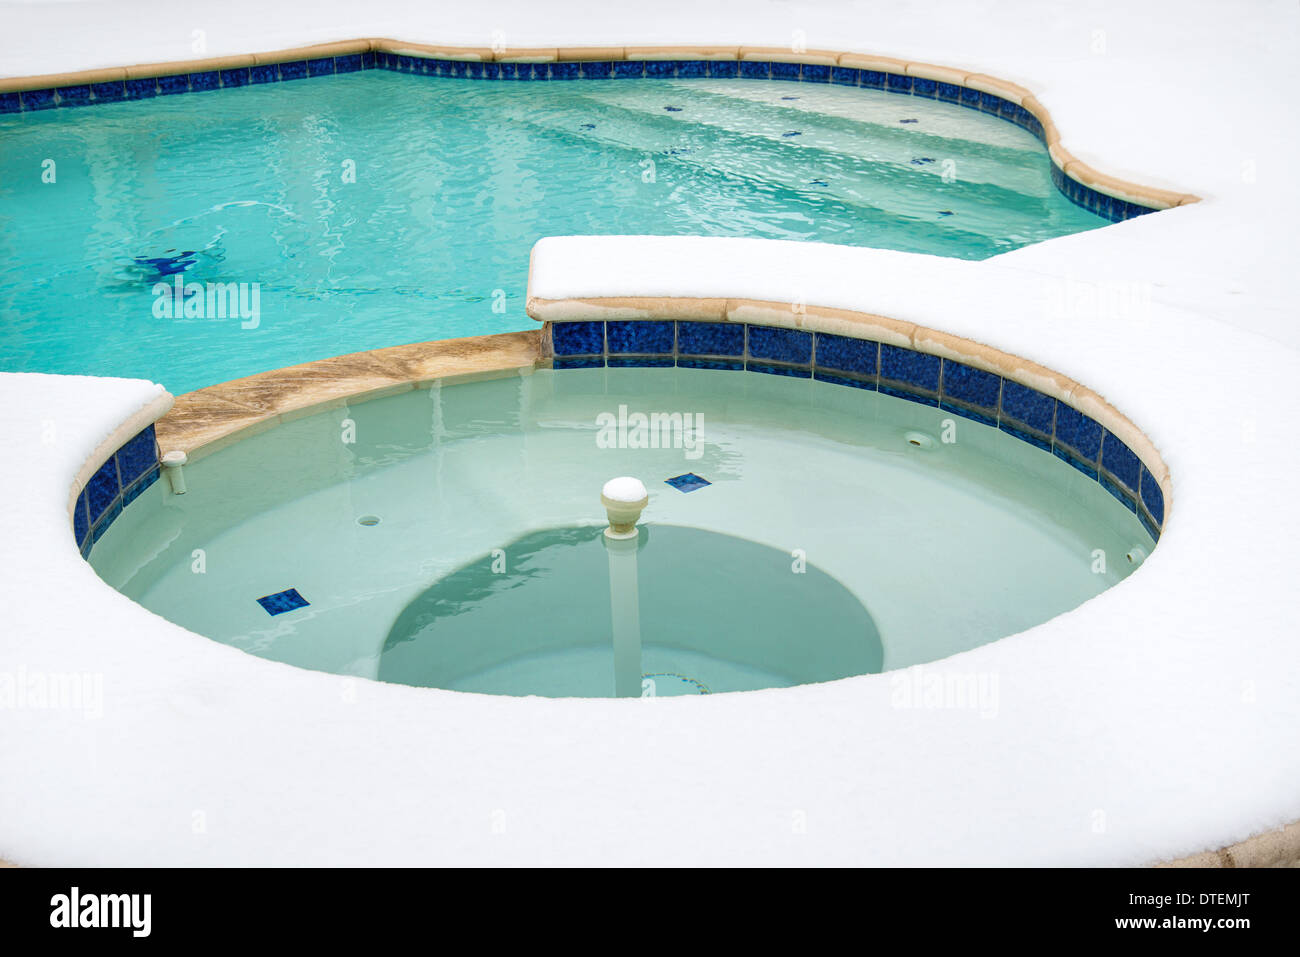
left=0, top=70, right=1104, bottom=393
left=89, top=364, right=1152, bottom=696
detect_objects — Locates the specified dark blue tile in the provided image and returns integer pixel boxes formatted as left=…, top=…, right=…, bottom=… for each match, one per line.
left=1140, top=466, right=1165, bottom=526
left=708, top=60, right=738, bottom=78
left=886, top=72, right=911, bottom=94
left=157, top=74, right=190, bottom=95
left=1101, top=432, right=1141, bottom=492
left=1054, top=404, right=1103, bottom=462
left=831, top=67, right=859, bottom=86
left=1053, top=446, right=1099, bottom=480
left=124, top=77, right=158, bottom=99
left=959, top=85, right=981, bottom=110
left=880, top=344, right=940, bottom=392
left=85, top=458, right=120, bottom=525
left=581, top=61, right=613, bottom=79
left=1100, top=472, right=1138, bottom=514
left=121, top=466, right=160, bottom=508
left=999, top=379, right=1055, bottom=434
left=771, top=62, right=800, bottom=81
left=466, top=60, right=486, bottom=79
left=978, top=91, right=1004, bottom=114
left=220, top=67, right=249, bottom=88
left=940, top=400, right=997, bottom=428
left=73, top=491, right=89, bottom=547
left=860, top=70, right=886, bottom=90
left=552, top=321, right=604, bottom=356
left=58, top=85, right=92, bottom=107
left=1138, top=507, right=1160, bottom=542
left=91, top=499, right=122, bottom=543
left=999, top=421, right=1052, bottom=453
left=551, top=61, right=579, bottom=80
left=257, top=587, right=310, bottom=616
left=362, top=51, right=377, bottom=69
left=481, top=62, right=502, bottom=80
left=335, top=53, right=364, bottom=73
left=249, top=64, right=278, bottom=84
left=814, top=371, right=876, bottom=391
left=802, top=63, right=831, bottom=83
left=666, top=473, right=711, bottom=493
left=677, top=60, right=707, bottom=78
left=189, top=70, right=220, bottom=91
left=644, top=60, right=675, bottom=78
left=553, top=357, right=605, bottom=370
left=607, top=357, right=674, bottom=368
left=307, top=57, right=335, bottom=77
left=678, top=358, right=743, bottom=371
left=91, top=81, right=125, bottom=102
left=80, top=537, right=93, bottom=560
left=815, top=334, right=877, bottom=377
left=606, top=320, right=674, bottom=355
left=0, top=91, right=21, bottom=113
left=941, top=360, right=1000, bottom=410
left=739, top=61, right=771, bottom=79
left=614, top=61, right=644, bottom=78
left=677, top=321, right=744, bottom=357
left=751, top=362, right=811, bottom=379
left=747, top=325, right=812, bottom=365
left=879, top=384, right=938, bottom=407
left=911, top=77, right=937, bottom=98
left=115, top=424, right=158, bottom=487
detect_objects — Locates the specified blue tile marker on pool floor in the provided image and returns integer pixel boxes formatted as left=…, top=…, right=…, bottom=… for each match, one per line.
left=257, top=588, right=310, bottom=616
left=666, top=473, right=711, bottom=493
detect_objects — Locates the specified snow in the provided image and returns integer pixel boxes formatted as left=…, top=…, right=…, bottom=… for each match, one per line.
left=1, top=0, right=1298, bottom=866
left=602, top=476, right=649, bottom=503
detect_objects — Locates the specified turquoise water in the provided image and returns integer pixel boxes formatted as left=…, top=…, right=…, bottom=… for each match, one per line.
left=91, top=368, right=1150, bottom=694
left=0, top=71, right=1104, bottom=393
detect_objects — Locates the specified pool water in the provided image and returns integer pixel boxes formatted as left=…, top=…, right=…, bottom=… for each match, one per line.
left=0, top=71, right=1104, bottom=393
left=91, top=367, right=1152, bottom=694
left=382, top=524, right=883, bottom=696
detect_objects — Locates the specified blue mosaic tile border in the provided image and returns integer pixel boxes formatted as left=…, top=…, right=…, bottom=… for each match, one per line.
left=549, top=318, right=1164, bottom=540
left=0, top=51, right=1157, bottom=222
left=72, top=423, right=161, bottom=559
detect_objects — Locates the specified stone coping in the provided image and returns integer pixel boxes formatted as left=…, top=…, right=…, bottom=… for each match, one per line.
left=0, top=38, right=1198, bottom=215
left=154, top=330, right=543, bottom=462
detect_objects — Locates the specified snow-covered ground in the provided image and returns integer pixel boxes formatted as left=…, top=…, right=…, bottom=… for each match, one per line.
left=0, top=0, right=1297, bottom=866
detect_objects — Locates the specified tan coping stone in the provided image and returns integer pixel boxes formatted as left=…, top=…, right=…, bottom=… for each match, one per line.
left=123, top=55, right=258, bottom=80
left=737, top=46, right=841, bottom=66
left=492, top=48, right=559, bottom=63
left=1047, top=141, right=1075, bottom=172
left=903, top=62, right=972, bottom=86
left=836, top=52, right=910, bottom=74
left=556, top=47, right=627, bottom=62
left=527, top=295, right=729, bottom=323
left=249, top=39, right=372, bottom=65
left=1020, top=95, right=1061, bottom=146
left=624, top=46, right=741, bottom=61
left=728, top=300, right=917, bottom=350
left=962, top=72, right=1033, bottom=105
left=374, top=42, right=494, bottom=61
left=1222, top=820, right=1300, bottom=867
left=1064, top=159, right=1187, bottom=210
left=157, top=331, right=542, bottom=458
left=1160, top=820, right=1300, bottom=867
left=0, top=67, right=127, bottom=93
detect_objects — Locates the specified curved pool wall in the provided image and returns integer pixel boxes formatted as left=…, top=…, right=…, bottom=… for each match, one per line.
left=74, top=302, right=1170, bottom=686
left=0, top=38, right=1196, bottom=223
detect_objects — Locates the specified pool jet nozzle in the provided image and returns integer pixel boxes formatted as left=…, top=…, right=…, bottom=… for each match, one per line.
left=602, top=478, right=648, bottom=697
